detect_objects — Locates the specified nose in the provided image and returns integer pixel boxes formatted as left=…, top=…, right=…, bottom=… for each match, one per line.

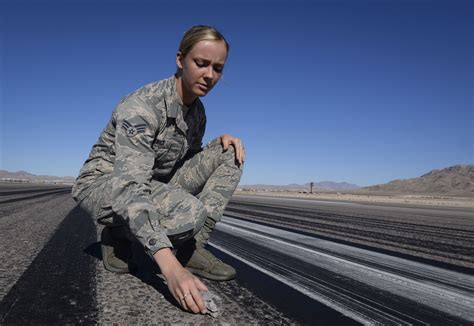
left=204, top=65, right=214, bottom=80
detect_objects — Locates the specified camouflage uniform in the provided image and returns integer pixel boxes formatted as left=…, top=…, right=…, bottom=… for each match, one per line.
left=72, top=75, right=243, bottom=258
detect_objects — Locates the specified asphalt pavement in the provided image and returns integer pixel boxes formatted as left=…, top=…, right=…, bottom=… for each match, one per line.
left=228, top=194, right=474, bottom=270
left=0, top=184, right=304, bottom=325
left=211, top=216, right=474, bottom=325
left=1, top=184, right=473, bottom=325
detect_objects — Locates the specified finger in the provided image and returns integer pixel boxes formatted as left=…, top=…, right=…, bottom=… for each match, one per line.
left=234, top=140, right=243, bottom=164
left=238, top=144, right=244, bottom=164
left=190, top=287, right=207, bottom=314
left=228, top=138, right=239, bottom=159
left=176, top=290, right=190, bottom=312
left=221, top=135, right=232, bottom=150
left=184, top=292, right=201, bottom=314
left=222, top=137, right=229, bottom=151
left=241, top=142, right=246, bottom=162
left=236, top=147, right=242, bottom=165
left=180, top=297, right=190, bottom=312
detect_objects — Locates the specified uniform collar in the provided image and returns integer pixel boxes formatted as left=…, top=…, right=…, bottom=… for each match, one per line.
left=164, top=75, right=192, bottom=134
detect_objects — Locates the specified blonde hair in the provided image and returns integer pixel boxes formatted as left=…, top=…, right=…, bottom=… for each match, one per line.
left=178, top=25, right=229, bottom=58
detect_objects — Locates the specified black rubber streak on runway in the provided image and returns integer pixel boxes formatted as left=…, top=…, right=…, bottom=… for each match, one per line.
left=212, top=230, right=471, bottom=325
left=225, top=203, right=474, bottom=275
left=208, top=246, right=360, bottom=326
left=0, top=189, right=72, bottom=205
left=0, top=205, right=98, bottom=325
left=0, top=187, right=70, bottom=196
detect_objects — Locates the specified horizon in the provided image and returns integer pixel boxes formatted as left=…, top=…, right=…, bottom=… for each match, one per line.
left=1, top=0, right=473, bottom=187
left=2, top=163, right=472, bottom=188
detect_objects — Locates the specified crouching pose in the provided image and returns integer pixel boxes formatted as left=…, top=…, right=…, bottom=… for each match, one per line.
left=72, top=25, right=244, bottom=314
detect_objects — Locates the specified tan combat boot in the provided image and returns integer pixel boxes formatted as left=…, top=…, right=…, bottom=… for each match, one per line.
left=185, top=247, right=236, bottom=281
left=101, top=226, right=133, bottom=274
left=176, top=238, right=236, bottom=281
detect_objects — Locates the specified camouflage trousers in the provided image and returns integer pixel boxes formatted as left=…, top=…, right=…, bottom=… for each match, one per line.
left=77, top=143, right=243, bottom=250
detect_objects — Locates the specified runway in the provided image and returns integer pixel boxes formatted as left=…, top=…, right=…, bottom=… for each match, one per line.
left=226, top=195, right=474, bottom=269
left=211, top=216, right=474, bottom=325
left=1, top=184, right=473, bottom=325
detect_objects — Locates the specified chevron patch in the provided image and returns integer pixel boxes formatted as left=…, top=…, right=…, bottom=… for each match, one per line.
left=121, top=120, right=147, bottom=137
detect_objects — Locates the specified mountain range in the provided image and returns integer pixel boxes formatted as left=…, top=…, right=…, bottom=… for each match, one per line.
left=239, top=164, right=473, bottom=196
left=1, top=164, right=473, bottom=195
left=360, top=164, right=473, bottom=196
left=0, top=170, right=75, bottom=184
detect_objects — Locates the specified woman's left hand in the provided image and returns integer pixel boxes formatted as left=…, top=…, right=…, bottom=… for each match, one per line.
left=220, top=134, right=245, bottom=165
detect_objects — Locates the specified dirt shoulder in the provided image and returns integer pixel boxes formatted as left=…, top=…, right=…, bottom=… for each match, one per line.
left=235, top=190, right=474, bottom=209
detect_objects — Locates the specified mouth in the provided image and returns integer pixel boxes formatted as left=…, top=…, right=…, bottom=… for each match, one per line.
left=197, top=83, right=209, bottom=91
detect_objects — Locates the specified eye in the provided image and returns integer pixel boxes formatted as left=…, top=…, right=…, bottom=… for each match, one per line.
left=194, top=60, right=206, bottom=68
left=214, top=66, right=223, bottom=73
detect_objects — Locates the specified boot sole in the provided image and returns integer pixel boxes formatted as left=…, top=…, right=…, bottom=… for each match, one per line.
left=186, top=267, right=235, bottom=281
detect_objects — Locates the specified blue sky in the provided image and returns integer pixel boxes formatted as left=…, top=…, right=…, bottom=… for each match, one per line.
left=1, top=0, right=472, bottom=186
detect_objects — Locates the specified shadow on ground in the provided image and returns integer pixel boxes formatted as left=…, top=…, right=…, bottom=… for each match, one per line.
left=83, top=232, right=182, bottom=312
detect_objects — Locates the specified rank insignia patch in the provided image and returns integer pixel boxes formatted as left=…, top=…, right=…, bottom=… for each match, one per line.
left=121, top=120, right=147, bottom=137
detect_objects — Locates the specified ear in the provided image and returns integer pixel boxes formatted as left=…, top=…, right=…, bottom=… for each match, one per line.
left=176, top=52, right=184, bottom=70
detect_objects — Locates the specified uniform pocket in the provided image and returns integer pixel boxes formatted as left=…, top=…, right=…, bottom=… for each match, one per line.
left=154, top=137, right=184, bottom=161
left=153, top=139, right=171, bottom=159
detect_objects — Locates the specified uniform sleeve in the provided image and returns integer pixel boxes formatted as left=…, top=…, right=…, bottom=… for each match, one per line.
left=111, top=97, right=173, bottom=256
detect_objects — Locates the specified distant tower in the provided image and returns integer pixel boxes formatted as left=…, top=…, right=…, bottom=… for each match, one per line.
left=310, top=182, right=314, bottom=194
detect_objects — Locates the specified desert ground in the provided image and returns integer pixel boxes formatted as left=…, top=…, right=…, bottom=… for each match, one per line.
left=236, top=189, right=474, bottom=209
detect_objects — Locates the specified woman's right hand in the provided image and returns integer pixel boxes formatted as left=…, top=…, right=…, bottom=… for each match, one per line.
left=166, top=266, right=209, bottom=314
left=153, top=247, right=208, bottom=314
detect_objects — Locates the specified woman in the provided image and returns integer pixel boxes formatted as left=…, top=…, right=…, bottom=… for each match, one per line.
left=72, top=25, right=244, bottom=315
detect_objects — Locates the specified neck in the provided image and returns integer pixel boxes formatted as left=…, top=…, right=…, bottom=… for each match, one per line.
left=175, top=75, right=196, bottom=107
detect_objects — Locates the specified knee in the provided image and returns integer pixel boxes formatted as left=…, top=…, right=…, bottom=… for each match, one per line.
left=219, top=145, right=245, bottom=172
left=221, top=145, right=235, bottom=162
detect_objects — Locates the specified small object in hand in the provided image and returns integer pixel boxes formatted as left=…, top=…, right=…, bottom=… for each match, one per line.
left=201, top=290, right=221, bottom=317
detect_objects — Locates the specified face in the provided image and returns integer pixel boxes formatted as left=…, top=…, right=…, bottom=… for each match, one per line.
left=176, top=39, right=227, bottom=102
